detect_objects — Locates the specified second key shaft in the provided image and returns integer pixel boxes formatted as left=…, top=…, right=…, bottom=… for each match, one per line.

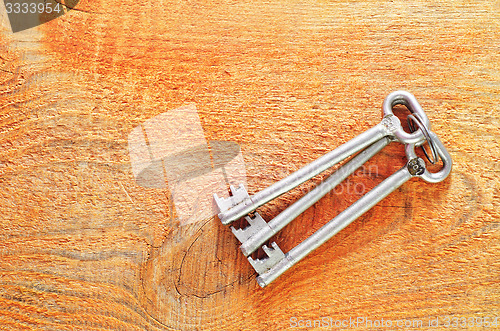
left=239, top=137, right=391, bottom=256
left=255, top=158, right=421, bottom=287
left=219, top=115, right=401, bottom=225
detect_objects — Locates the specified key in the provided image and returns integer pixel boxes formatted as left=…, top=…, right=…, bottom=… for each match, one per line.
left=238, top=102, right=443, bottom=256
left=215, top=91, right=431, bottom=226
left=255, top=131, right=452, bottom=287
left=247, top=242, right=285, bottom=275
left=239, top=137, right=391, bottom=256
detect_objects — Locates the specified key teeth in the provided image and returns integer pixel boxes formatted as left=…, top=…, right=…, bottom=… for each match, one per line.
left=248, top=242, right=285, bottom=275
left=262, top=242, right=278, bottom=256
left=230, top=185, right=239, bottom=195
left=230, top=212, right=269, bottom=243
left=213, top=183, right=250, bottom=213
left=213, top=193, right=223, bottom=208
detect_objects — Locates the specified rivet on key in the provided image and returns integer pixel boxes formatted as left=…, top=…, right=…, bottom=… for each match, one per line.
left=214, top=91, right=452, bottom=287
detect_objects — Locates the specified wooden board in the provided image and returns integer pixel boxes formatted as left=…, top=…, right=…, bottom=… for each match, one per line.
left=0, top=0, right=498, bottom=329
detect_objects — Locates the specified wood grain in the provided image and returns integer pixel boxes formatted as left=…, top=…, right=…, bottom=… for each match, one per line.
left=0, top=0, right=498, bottom=329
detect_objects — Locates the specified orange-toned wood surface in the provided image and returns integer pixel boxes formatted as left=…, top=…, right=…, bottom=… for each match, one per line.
left=0, top=1, right=498, bottom=330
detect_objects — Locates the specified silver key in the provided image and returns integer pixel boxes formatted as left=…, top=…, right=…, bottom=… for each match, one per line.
left=216, top=91, right=430, bottom=256
left=216, top=91, right=431, bottom=226
left=214, top=91, right=451, bottom=287
left=255, top=132, right=452, bottom=287
left=239, top=137, right=390, bottom=256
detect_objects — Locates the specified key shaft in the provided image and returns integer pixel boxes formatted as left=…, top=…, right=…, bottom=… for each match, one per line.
left=240, top=137, right=391, bottom=256
left=219, top=117, right=399, bottom=225
left=256, top=161, right=419, bottom=287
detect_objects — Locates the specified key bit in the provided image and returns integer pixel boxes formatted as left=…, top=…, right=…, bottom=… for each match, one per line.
left=213, top=184, right=252, bottom=214
left=231, top=212, right=272, bottom=243
left=247, top=242, right=285, bottom=274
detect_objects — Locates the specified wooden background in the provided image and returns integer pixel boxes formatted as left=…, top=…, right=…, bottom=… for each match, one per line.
left=0, top=0, right=498, bottom=330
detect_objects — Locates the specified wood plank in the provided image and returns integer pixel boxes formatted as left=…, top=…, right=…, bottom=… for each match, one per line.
left=0, top=0, right=498, bottom=329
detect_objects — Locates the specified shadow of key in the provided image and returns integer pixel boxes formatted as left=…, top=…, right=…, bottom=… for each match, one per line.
left=157, top=140, right=241, bottom=187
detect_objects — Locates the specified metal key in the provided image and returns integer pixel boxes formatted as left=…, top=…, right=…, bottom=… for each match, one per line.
left=238, top=137, right=391, bottom=256
left=237, top=93, right=441, bottom=256
left=255, top=131, right=452, bottom=287
left=216, top=91, right=430, bottom=226
left=216, top=91, right=431, bottom=257
left=214, top=91, right=451, bottom=287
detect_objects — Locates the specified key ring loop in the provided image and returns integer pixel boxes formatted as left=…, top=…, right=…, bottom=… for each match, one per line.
left=382, top=91, right=431, bottom=145
left=405, top=131, right=452, bottom=183
left=407, top=113, right=439, bottom=164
